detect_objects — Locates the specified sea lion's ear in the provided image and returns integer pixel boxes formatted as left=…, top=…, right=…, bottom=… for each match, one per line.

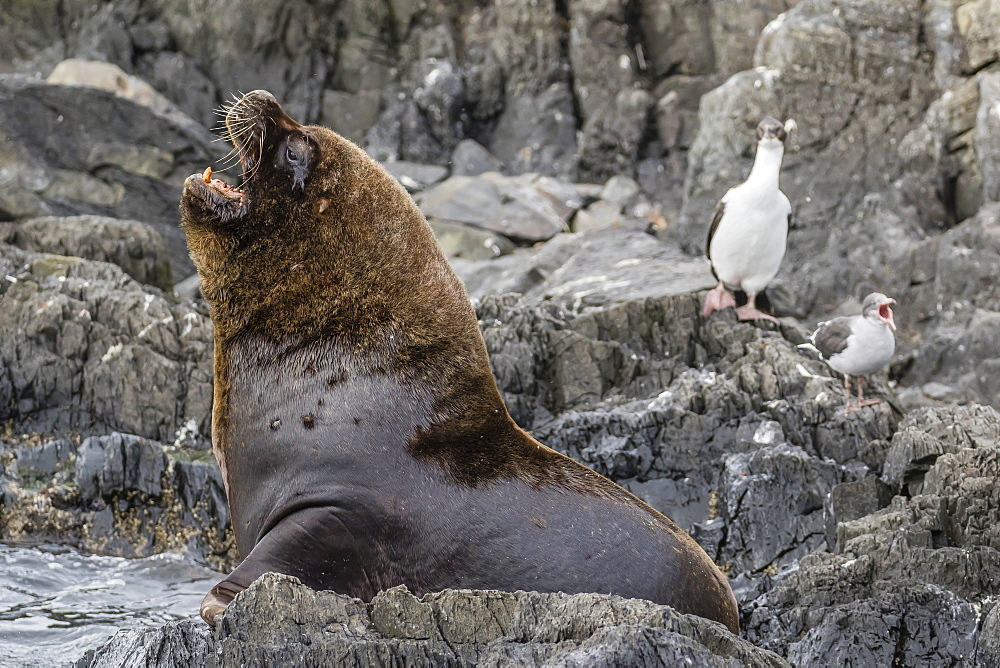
left=317, top=198, right=331, bottom=214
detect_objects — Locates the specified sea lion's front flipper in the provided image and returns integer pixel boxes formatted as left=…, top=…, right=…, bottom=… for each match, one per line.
left=200, top=579, right=248, bottom=626
left=200, top=505, right=368, bottom=626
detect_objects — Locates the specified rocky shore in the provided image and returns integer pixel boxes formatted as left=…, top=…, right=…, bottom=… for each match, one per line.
left=1, top=0, right=999, bottom=665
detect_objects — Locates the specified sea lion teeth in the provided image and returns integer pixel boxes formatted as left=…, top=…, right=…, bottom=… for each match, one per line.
left=203, top=167, right=212, bottom=184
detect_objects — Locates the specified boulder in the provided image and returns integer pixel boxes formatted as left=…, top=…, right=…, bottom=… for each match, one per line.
left=0, top=77, right=223, bottom=279
left=0, top=244, right=213, bottom=444
left=416, top=174, right=569, bottom=242
left=5, top=215, right=172, bottom=290
left=78, top=573, right=788, bottom=667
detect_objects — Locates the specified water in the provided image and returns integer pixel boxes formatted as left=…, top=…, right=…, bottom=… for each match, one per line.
left=0, top=543, right=222, bottom=667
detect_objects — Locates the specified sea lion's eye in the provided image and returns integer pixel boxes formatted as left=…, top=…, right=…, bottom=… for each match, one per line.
left=286, top=146, right=300, bottom=164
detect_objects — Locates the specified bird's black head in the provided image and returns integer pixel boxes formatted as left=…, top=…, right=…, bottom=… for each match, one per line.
left=756, top=116, right=788, bottom=144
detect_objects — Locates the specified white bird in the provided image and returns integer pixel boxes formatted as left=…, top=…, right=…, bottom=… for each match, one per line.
left=801, top=293, right=897, bottom=412
left=703, top=116, right=792, bottom=322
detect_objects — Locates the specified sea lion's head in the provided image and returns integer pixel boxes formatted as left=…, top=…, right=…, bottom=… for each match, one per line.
left=180, top=90, right=469, bottom=351
left=181, top=90, right=331, bottom=237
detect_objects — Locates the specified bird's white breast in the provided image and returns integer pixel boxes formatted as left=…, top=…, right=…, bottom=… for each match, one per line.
left=827, top=318, right=895, bottom=377
left=709, top=184, right=790, bottom=295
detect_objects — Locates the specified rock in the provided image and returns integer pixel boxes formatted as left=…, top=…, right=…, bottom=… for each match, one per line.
left=976, top=73, right=1000, bottom=203
left=488, top=83, right=579, bottom=179
left=429, top=219, right=515, bottom=261
left=382, top=161, right=449, bottom=193
left=321, top=89, right=383, bottom=145
left=568, top=0, right=651, bottom=182
left=46, top=59, right=207, bottom=140
left=416, top=174, right=568, bottom=242
left=76, top=620, right=212, bottom=668
left=14, top=438, right=74, bottom=480
left=8, top=215, right=172, bottom=290
left=719, top=444, right=857, bottom=573
left=0, top=244, right=213, bottom=444
left=955, top=0, right=1000, bottom=72
left=450, top=138, right=503, bottom=176
left=0, top=76, right=223, bottom=279
left=1, top=431, right=234, bottom=570
left=599, top=175, right=642, bottom=207
left=572, top=201, right=624, bottom=233
left=475, top=0, right=579, bottom=179
left=79, top=573, right=788, bottom=667
left=75, top=433, right=168, bottom=499
left=744, top=404, right=1000, bottom=664
left=881, top=405, right=1000, bottom=494
left=456, top=228, right=714, bottom=307
left=826, top=476, right=893, bottom=548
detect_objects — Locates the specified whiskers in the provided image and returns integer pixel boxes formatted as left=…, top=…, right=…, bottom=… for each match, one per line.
left=210, top=91, right=261, bottom=175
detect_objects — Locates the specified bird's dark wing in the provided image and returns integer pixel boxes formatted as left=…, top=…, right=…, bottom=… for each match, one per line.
left=706, top=200, right=725, bottom=281
left=810, top=317, right=853, bottom=359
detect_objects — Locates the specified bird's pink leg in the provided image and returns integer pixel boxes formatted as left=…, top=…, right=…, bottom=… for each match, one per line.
left=843, top=376, right=861, bottom=413
left=854, top=376, right=882, bottom=408
left=703, top=282, right=737, bottom=317
left=735, top=292, right=779, bottom=323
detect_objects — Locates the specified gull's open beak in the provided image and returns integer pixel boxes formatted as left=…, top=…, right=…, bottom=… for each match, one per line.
left=879, top=298, right=896, bottom=331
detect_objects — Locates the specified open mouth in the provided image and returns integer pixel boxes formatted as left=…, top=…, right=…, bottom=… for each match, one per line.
left=878, top=300, right=896, bottom=330
left=184, top=93, right=267, bottom=223
left=201, top=166, right=245, bottom=201
left=183, top=164, right=249, bottom=224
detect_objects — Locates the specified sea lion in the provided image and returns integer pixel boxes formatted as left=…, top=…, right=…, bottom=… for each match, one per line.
left=180, top=90, right=739, bottom=633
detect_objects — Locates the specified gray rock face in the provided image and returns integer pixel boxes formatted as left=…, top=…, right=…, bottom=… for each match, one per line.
left=76, top=432, right=168, bottom=499
left=1, top=432, right=234, bottom=570
left=744, top=405, right=1000, bottom=665
left=78, top=574, right=788, bottom=667
left=0, top=244, right=213, bottom=444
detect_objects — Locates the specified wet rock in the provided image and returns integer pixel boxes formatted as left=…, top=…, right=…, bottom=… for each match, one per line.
left=1, top=432, right=234, bottom=570
left=79, top=573, right=788, bottom=667
left=13, top=438, right=74, bottom=480
left=744, top=405, right=1000, bottom=664
left=881, top=404, right=1000, bottom=494
left=6, top=215, right=172, bottom=290
left=75, top=433, right=168, bottom=499
left=76, top=620, right=212, bottom=668
left=719, top=444, right=856, bottom=574
left=826, top=476, right=893, bottom=548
